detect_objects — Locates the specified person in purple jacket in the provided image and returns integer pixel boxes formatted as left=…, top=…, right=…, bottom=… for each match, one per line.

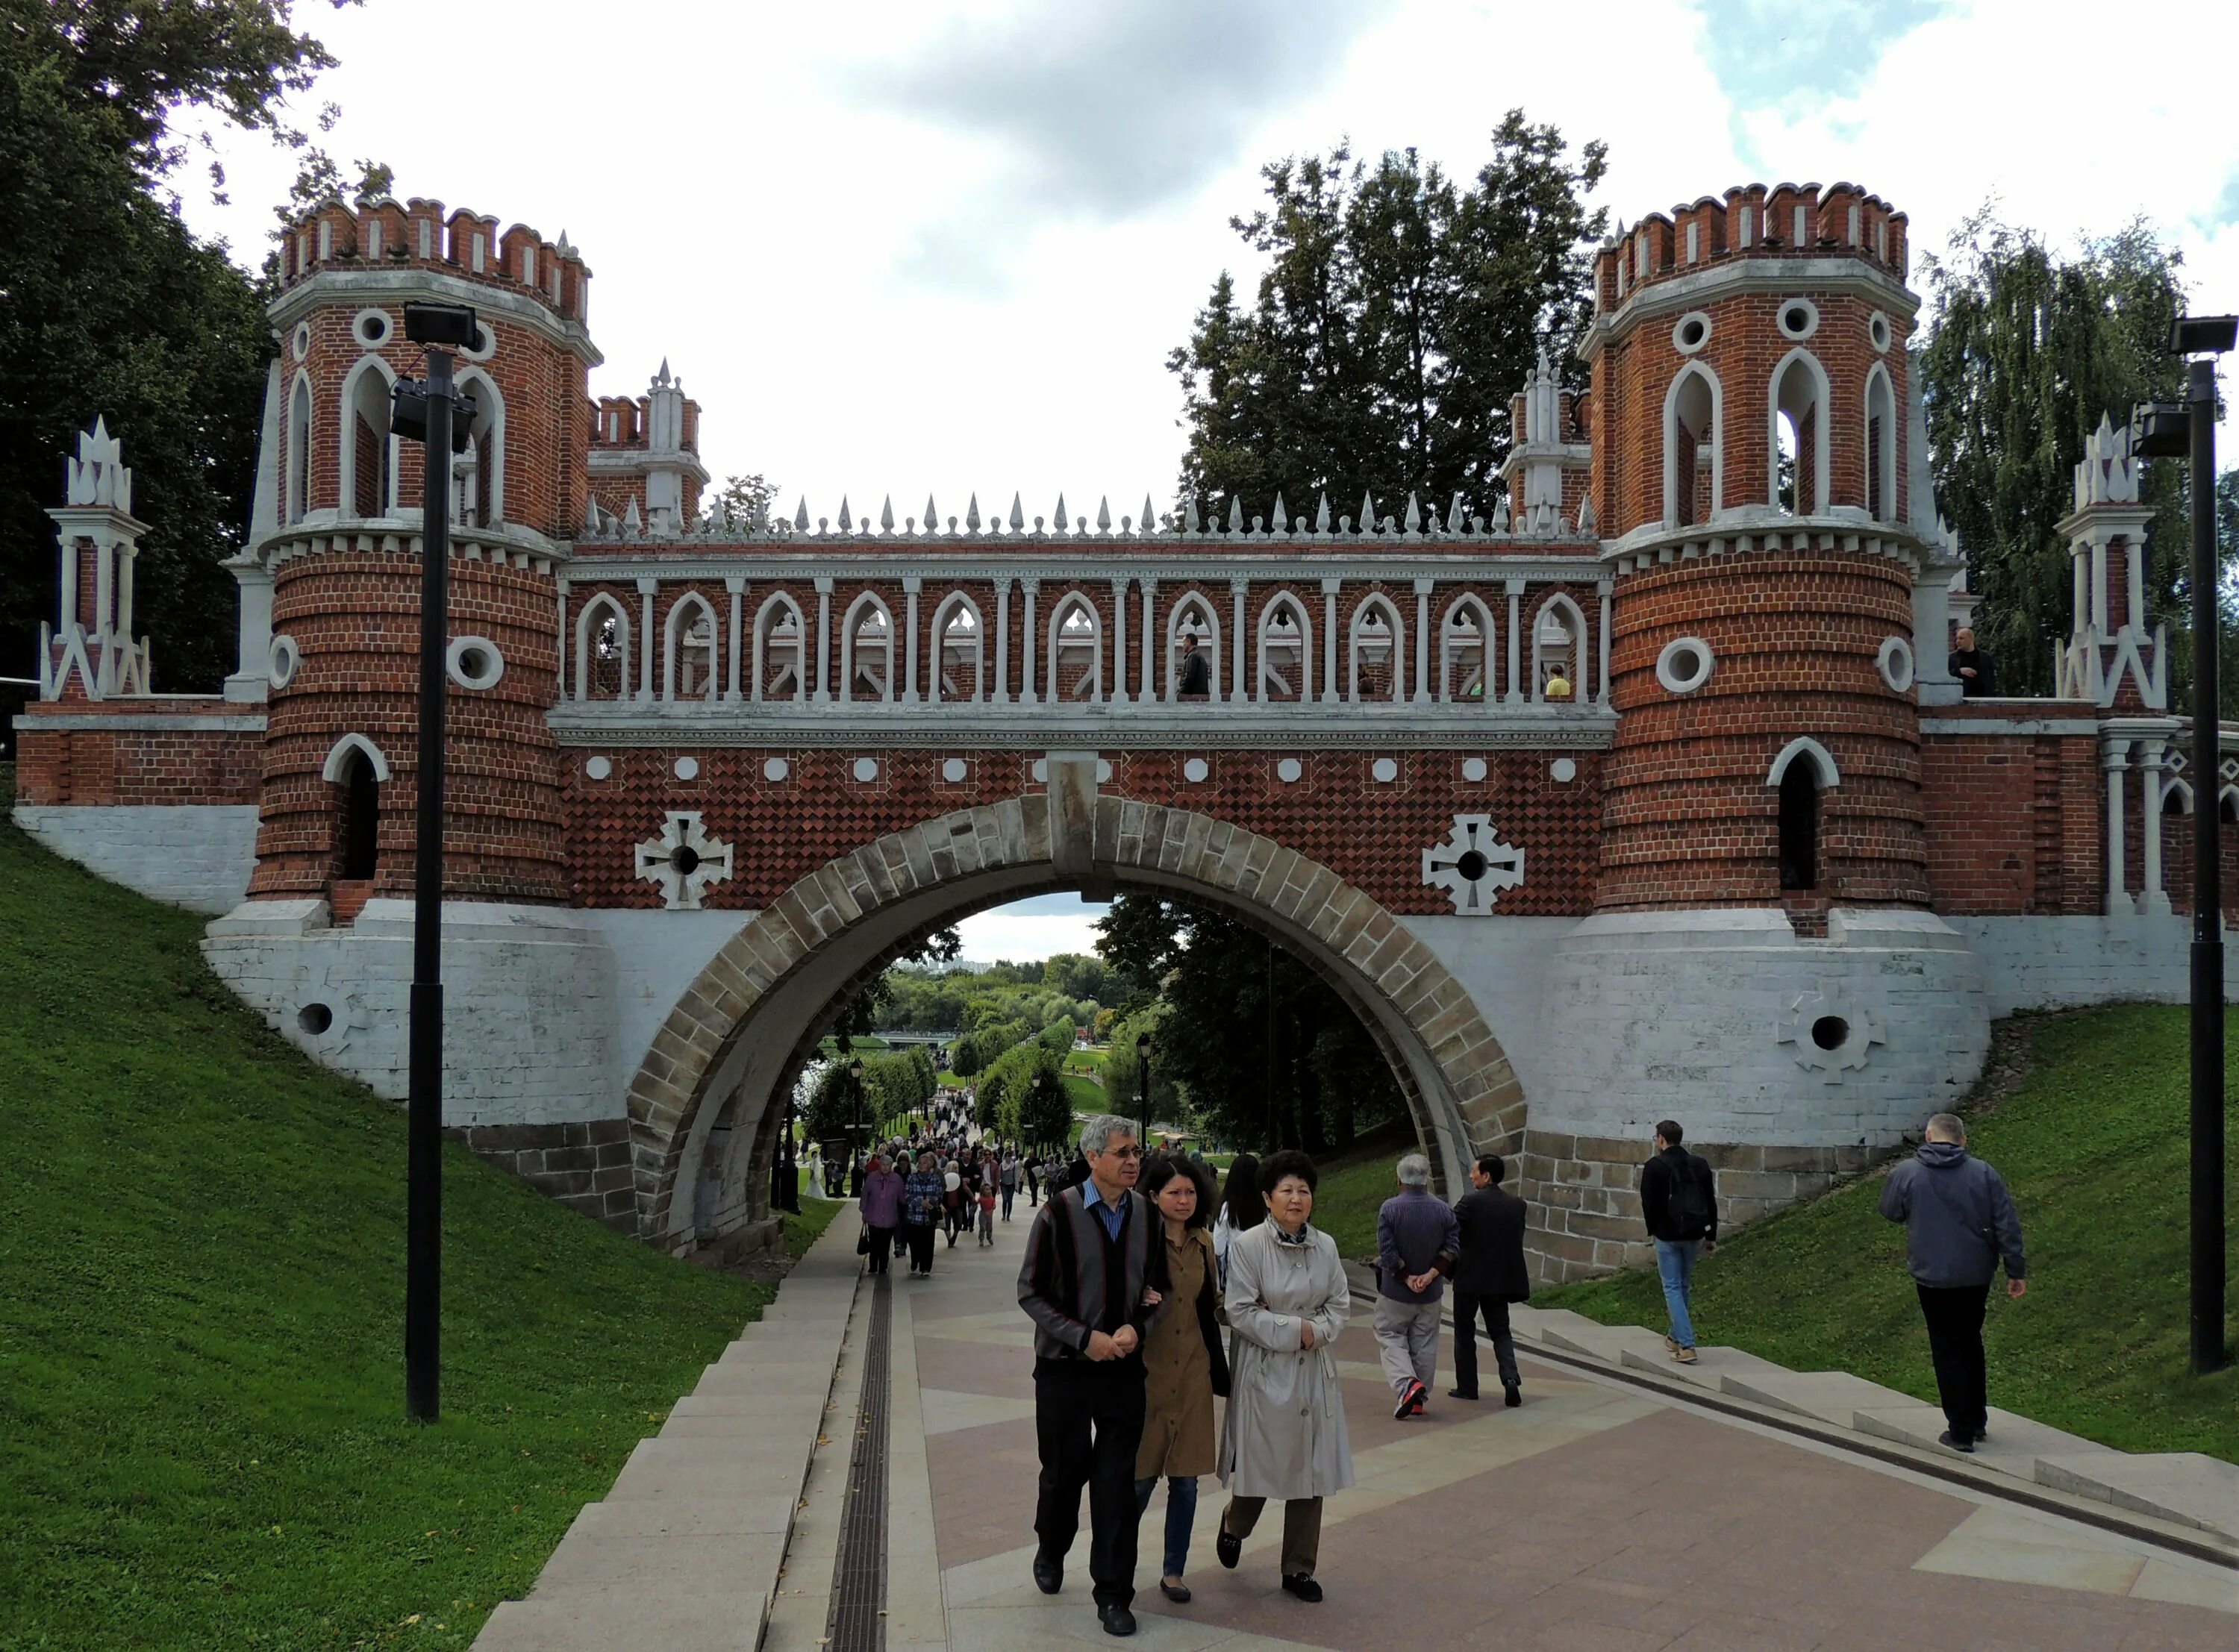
left=857, top=1153, right=904, bottom=1276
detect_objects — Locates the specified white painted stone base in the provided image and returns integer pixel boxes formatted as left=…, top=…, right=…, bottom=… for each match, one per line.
left=1949, top=913, right=2238, bottom=1016
left=13, top=803, right=258, bottom=914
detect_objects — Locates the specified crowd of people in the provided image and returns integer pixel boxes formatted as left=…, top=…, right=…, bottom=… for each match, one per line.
left=845, top=1104, right=2027, bottom=1636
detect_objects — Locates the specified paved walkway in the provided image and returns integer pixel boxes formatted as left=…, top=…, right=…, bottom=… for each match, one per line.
left=490, top=1202, right=2238, bottom=1651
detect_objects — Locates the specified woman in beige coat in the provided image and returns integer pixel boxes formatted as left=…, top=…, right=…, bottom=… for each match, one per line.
left=1214, top=1150, right=1353, bottom=1603
left=1132, top=1155, right=1228, bottom=1603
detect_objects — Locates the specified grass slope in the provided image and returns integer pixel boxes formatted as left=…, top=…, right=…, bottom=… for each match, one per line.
left=0, top=773, right=790, bottom=1649
left=1540, top=1006, right=2238, bottom=1462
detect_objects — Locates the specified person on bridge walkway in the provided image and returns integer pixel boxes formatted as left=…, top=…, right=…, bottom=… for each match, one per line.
left=1018, top=1115, right=1161, bottom=1637
left=1879, top=1113, right=2027, bottom=1454
left=1131, top=1154, right=1227, bottom=1606
left=902, top=1151, right=945, bottom=1277
left=1217, top=1150, right=1353, bottom=1605
left=1639, top=1120, right=1719, bottom=1364
left=1211, top=1154, right=1262, bottom=1293
left=978, top=1176, right=998, bottom=1246
left=858, top=1153, right=903, bottom=1276
left=943, top=1159, right=966, bottom=1247
left=1373, top=1152, right=1460, bottom=1419
left=1024, top=1152, right=1041, bottom=1207
left=1001, top=1151, right=1020, bottom=1220
left=1177, top=631, right=1212, bottom=698
left=1449, top=1153, right=1530, bottom=1407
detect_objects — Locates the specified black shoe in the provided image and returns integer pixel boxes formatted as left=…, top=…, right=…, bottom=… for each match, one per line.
left=1099, top=1603, right=1137, bottom=1636
left=1032, top=1554, right=1062, bottom=1595
left=1159, top=1579, right=1191, bottom=1603
left=1215, top=1525, right=1240, bottom=1570
left=1937, top=1430, right=1976, bottom=1454
left=1281, top=1574, right=1323, bottom=1603
left=1447, top=1388, right=1478, bottom=1401
left=1504, top=1383, right=1523, bottom=1408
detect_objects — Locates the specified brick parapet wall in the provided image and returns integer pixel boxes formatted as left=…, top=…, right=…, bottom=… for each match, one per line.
left=1599, top=549, right=1926, bottom=910
left=1920, top=729, right=2101, bottom=914
left=251, top=547, right=566, bottom=903
left=13, top=704, right=262, bottom=807
left=563, top=748, right=1600, bottom=915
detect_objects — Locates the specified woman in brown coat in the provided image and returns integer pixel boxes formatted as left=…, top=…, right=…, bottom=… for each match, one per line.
left=1133, top=1154, right=1228, bottom=1603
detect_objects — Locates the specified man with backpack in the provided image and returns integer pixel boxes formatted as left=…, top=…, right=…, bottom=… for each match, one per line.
left=1638, top=1121, right=1717, bottom=1365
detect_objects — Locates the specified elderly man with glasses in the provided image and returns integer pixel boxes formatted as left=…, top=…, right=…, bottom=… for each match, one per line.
left=1018, top=1116, right=1164, bottom=1637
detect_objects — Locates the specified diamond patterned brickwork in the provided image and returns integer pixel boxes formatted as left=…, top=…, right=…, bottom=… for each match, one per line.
left=561, top=746, right=1601, bottom=915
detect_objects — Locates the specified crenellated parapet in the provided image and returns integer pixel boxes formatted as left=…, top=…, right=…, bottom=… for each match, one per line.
left=272, top=195, right=593, bottom=328
left=1590, top=181, right=1908, bottom=313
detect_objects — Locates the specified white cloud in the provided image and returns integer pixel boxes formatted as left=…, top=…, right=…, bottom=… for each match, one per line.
left=955, top=895, right=1110, bottom=965
left=169, top=0, right=2236, bottom=529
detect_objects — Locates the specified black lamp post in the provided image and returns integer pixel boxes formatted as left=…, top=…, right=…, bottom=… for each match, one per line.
left=1135, top=1031, right=1152, bottom=1145
left=2133, top=311, right=2236, bottom=1376
left=773, top=1078, right=800, bottom=1215
left=389, top=301, right=478, bottom=1425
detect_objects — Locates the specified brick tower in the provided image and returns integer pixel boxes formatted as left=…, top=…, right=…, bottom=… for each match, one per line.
left=246, top=193, right=601, bottom=913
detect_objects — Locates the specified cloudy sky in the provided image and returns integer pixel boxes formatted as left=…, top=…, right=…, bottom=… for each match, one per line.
left=178, top=0, right=2239, bottom=960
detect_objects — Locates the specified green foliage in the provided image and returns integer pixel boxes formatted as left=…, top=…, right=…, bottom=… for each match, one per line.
left=825, top=927, right=960, bottom=1044
left=1099, top=1008, right=1181, bottom=1127
left=801, top=1046, right=931, bottom=1142
left=1097, top=893, right=1405, bottom=1154
left=0, top=767, right=772, bottom=1648
left=708, top=472, right=779, bottom=531
left=1015, top=1057, right=1075, bottom=1151
left=1169, top=110, right=1608, bottom=528
left=1541, top=1007, right=2239, bottom=1462
left=1919, top=211, right=2204, bottom=701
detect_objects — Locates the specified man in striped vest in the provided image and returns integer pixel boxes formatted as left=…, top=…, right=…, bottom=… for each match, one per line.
left=1018, top=1115, right=1161, bottom=1637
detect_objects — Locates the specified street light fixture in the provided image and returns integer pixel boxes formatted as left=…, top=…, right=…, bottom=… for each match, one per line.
left=2132, top=312, right=2235, bottom=1376
left=1135, top=1031, right=1152, bottom=1145
left=388, top=301, right=476, bottom=1425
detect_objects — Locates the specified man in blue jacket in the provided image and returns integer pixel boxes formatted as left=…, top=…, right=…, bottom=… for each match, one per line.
left=1879, top=1113, right=2028, bottom=1454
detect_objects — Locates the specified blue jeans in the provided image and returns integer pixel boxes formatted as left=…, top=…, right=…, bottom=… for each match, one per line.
left=1655, top=1238, right=1702, bottom=1349
left=1133, top=1474, right=1198, bottom=1581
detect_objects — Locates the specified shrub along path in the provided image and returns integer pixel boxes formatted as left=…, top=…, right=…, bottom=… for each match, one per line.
left=0, top=770, right=829, bottom=1651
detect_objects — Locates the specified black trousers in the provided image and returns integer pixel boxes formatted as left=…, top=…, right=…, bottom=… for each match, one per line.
left=905, top=1221, right=937, bottom=1274
left=1917, top=1281, right=1992, bottom=1439
left=1002, top=1186, right=1016, bottom=1218
left=1451, top=1290, right=1520, bottom=1395
left=864, top=1225, right=894, bottom=1274
left=1033, top=1360, right=1147, bottom=1610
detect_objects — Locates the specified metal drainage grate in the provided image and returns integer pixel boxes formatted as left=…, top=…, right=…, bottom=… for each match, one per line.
left=825, top=1271, right=893, bottom=1652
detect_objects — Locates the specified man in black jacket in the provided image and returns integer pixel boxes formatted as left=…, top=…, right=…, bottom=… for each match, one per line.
left=1638, top=1121, right=1718, bottom=1365
left=1448, top=1154, right=1531, bottom=1407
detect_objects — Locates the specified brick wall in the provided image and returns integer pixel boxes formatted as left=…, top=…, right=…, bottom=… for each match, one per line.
left=13, top=705, right=261, bottom=806
left=1920, top=730, right=2101, bottom=914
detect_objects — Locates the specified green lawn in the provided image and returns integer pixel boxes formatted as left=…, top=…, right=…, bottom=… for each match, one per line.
left=1063, top=1074, right=1106, bottom=1111
left=1302, top=1119, right=1421, bottom=1261
left=0, top=770, right=786, bottom=1649
left=1540, top=1005, right=2239, bottom=1462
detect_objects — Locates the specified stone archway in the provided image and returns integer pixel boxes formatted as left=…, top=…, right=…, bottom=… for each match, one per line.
left=625, top=785, right=1528, bottom=1249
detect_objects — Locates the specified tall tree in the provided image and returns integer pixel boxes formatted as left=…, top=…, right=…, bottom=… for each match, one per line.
left=1919, top=210, right=2201, bottom=701
left=1168, top=110, right=1608, bottom=528
left=1, top=2, right=355, bottom=701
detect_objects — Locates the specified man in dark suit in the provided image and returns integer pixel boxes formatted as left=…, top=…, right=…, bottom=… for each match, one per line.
left=1448, top=1153, right=1531, bottom=1407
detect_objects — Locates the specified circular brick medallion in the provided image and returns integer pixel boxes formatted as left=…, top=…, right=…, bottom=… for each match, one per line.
left=1277, top=757, right=1303, bottom=783
left=852, top=757, right=881, bottom=783
left=673, top=755, right=700, bottom=780
left=446, top=635, right=505, bottom=691
left=942, top=757, right=968, bottom=783
left=1551, top=757, right=1577, bottom=783
left=1461, top=756, right=1488, bottom=783
left=763, top=757, right=790, bottom=782
left=1183, top=757, right=1210, bottom=783
left=1877, top=635, right=1915, bottom=692
left=1655, top=636, right=1715, bottom=695
left=1372, top=757, right=1399, bottom=783
left=585, top=755, right=613, bottom=780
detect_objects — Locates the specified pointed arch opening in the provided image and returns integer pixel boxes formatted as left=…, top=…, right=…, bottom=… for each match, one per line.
left=1440, top=595, right=1494, bottom=702
left=1864, top=364, right=1897, bottom=523
left=1167, top=592, right=1221, bottom=701
left=1768, top=737, right=1838, bottom=892
left=339, top=356, right=397, bottom=519
left=1256, top=592, right=1312, bottom=703
left=664, top=590, right=721, bottom=701
left=931, top=592, right=984, bottom=704
left=1045, top=590, right=1104, bottom=702
left=1531, top=593, right=1587, bottom=701
left=754, top=592, right=806, bottom=702
left=1770, top=348, right=1832, bottom=515
left=287, top=374, right=313, bottom=524
left=574, top=591, right=630, bottom=701
left=454, top=368, right=505, bottom=528
left=841, top=592, right=893, bottom=703
left=1347, top=595, right=1404, bottom=702
left=1663, top=362, right=1722, bottom=528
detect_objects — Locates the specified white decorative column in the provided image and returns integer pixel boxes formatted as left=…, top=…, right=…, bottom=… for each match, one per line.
left=1414, top=579, right=1431, bottom=703
left=814, top=576, right=834, bottom=704
left=2104, top=737, right=2132, bottom=915
left=1020, top=578, right=1040, bottom=704
left=724, top=576, right=743, bottom=701
left=902, top=576, right=922, bottom=704
left=554, top=578, right=569, bottom=702
left=1596, top=580, right=1613, bottom=705
left=1505, top=579, right=1524, bottom=703
left=1140, top=578, right=1158, bottom=703
left=1111, top=577, right=1129, bottom=702
left=2140, top=736, right=2170, bottom=914
left=637, top=577, right=657, bottom=702
left=993, top=578, right=1011, bottom=704
left=1320, top=578, right=1340, bottom=704
left=1231, top=578, right=1249, bottom=704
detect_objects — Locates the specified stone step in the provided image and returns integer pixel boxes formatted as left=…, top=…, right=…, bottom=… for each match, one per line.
left=1618, top=1342, right=1787, bottom=1393
left=1717, top=1368, right=1916, bottom=1427
left=1852, top=1402, right=2114, bottom=1479
left=566, top=1495, right=801, bottom=1539
left=1528, top=1310, right=1671, bottom=1365
left=528, top=1525, right=787, bottom=1601
left=474, top=1592, right=762, bottom=1651
left=2035, top=1450, right=2239, bottom=1541
left=605, top=1435, right=819, bottom=1503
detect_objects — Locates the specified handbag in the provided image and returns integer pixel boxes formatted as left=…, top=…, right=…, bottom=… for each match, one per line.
left=856, top=1224, right=872, bottom=1257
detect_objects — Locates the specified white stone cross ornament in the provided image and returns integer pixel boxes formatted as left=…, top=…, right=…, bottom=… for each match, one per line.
left=636, top=810, right=734, bottom=910
left=1422, top=815, right=1524, bottom=916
